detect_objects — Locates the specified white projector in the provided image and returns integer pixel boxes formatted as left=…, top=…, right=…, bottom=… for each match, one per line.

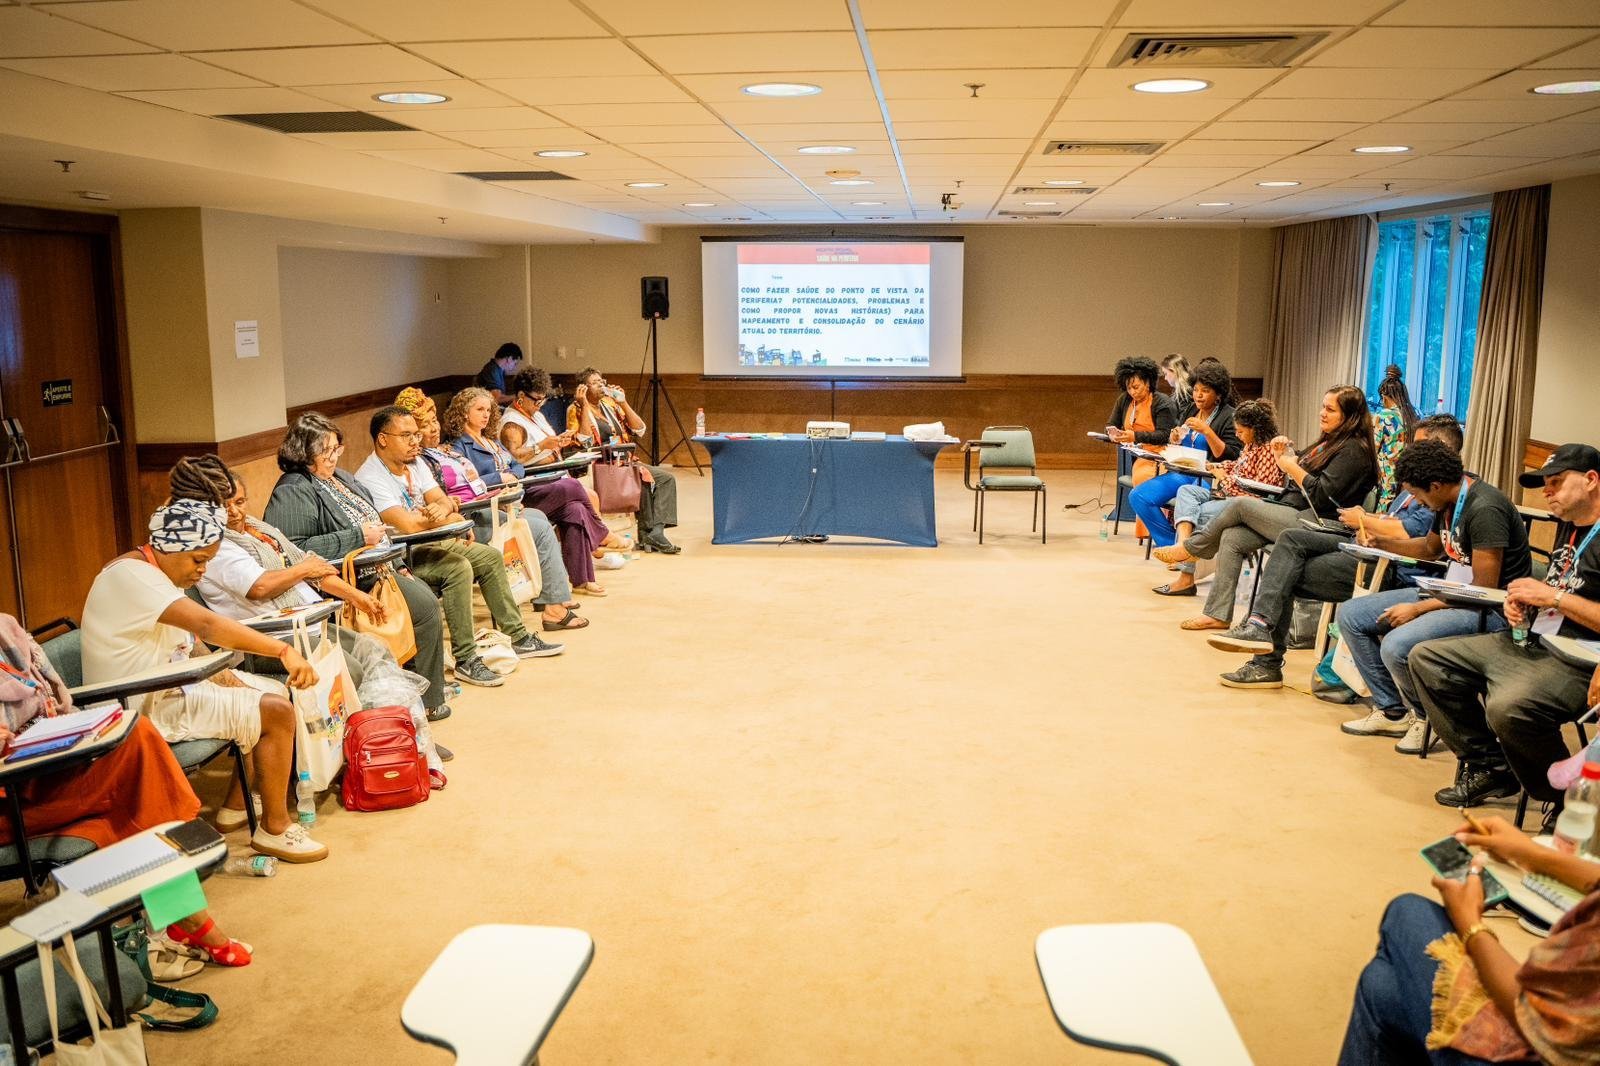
left=806, top=421, right=851, bottom=439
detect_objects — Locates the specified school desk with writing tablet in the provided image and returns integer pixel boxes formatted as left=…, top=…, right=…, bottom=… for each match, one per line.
left=238, top=598, right=343, bottom=636
left=387, top=519, right=474, bottom=546
left=1542, top=632, right=1600, bottom=670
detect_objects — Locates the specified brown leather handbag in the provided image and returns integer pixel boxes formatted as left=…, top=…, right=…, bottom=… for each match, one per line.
left=341, top=548, right=416, bottom=663
left=592, top=461, right=643, bottom=513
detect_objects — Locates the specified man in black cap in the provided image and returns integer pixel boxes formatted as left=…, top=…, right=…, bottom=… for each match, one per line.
left=1410, top=443, right=1600, bottom=817
left=476, top=342, right=523, bottom=405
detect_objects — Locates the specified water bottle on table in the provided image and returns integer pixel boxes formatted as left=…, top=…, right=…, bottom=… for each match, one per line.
left=695, top=407, right=706, bottom=437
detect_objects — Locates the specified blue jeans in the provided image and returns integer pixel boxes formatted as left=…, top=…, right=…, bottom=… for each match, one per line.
left=1130, top=471, right=1204, bottom=548
left=1171, top=485, right=1228, bottom=575
left=1335, top=588, right=1504, bottom=715
left=1339, top=895, right=1495, bottom=1066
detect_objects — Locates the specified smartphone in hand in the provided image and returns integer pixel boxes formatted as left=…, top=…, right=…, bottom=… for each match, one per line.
left=1421, top=837, right=1509, bottom=907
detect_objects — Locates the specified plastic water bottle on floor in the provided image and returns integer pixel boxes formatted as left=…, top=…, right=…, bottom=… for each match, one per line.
left=1099, top=514, right=1109, bottom=541
left=1555, top=758, right=1600, bottom=854
left=695, top=407, right=706, bottom=437
left=296, top=770, right=316, bottom=826
left=222, top=854, right=277, bottom=877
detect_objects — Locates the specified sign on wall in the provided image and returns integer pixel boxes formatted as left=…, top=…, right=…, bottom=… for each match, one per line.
left=42, top=379, right=73, bottom=407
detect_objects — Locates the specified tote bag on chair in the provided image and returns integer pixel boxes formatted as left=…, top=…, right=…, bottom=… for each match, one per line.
left=341, top=549, right=416, bottom=664
left=488, top=501, right=540, bottom=606
left=39, top=932, right=147, bottom=1065
left=289, top=616, right=356, bottom=791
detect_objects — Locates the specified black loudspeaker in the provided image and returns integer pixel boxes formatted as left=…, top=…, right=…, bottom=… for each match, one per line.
left=641, top=276, right=670, bottom=320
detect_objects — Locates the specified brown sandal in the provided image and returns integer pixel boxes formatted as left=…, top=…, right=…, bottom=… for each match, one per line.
left=1180, top=616, right=1229, bottom=631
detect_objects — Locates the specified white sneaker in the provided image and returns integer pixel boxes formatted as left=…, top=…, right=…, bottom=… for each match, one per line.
left=214, top=793, right=263, bottom=833
left=251, top=823, right=329, bottom=864
left=1340, top=707, right=1410, bottom=737
left=1395, top=713, right=1444, bottom=755
left=597, top=552, right=627, bottom=570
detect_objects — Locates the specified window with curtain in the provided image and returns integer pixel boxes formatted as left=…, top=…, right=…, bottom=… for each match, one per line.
left=1362, top=206, right=1491, bottom=419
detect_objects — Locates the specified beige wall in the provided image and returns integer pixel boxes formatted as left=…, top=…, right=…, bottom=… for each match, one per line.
left=446, top=247, right=530, bottom=375
left=1531, top=174, right=1600, bottom=446
left=279, top=247, right=451, bottom=405
left=502, top=225, right=1274, bottom=382
left=119, top=207, right=216, bottom=442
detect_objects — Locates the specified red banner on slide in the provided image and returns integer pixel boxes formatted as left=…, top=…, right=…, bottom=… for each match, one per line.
left=737, top=243, right=930, bottom=266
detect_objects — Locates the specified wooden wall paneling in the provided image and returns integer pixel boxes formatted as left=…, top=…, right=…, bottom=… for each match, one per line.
left=10, top=453, right=119, bottom=627
left=0, top=475, right=19, bottom=621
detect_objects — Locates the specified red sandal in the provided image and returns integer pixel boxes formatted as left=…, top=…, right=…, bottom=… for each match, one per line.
left=165, top=919, right=253, bottom=967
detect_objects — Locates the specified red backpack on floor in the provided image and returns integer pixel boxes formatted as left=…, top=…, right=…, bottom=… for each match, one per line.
left=341, top=707, right=429, bottom=812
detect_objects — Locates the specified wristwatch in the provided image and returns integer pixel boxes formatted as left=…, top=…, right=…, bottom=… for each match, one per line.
left=1461, top=922, right=1498, bottom=947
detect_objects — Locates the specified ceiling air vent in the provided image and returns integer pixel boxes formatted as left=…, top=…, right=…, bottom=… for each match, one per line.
left=999, top=209, right=1063, bottom=218
left=1043, top=141, right=1162, bottom=156
left=1110, top=32, right=1326, bottom=68
left=221, top=112, right=414, bottom=134
left=1012, top=185, right=1097, bottom=195
left=455, top=171, right=574, bottom=181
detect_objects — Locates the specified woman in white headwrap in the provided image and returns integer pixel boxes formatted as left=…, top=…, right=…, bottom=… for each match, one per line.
left=81, top=499, right=331, bottom=875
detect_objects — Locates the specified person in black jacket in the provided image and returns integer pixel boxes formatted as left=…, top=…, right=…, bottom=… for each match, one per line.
left=1106, top=356, right=1178, bottom=446
left=1129, top=359, right=1244, bottom=557
left=1158, top=384, right=1380, bottom=630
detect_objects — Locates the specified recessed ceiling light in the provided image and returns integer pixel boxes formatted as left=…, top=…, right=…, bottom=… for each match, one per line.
left=1256, top=180, right=1301, bottom=187
left=742, top=82, right=822, bottom=97
left=1132, top=78, right=1211, bottom=94
left=536, top=149, right=587, bottom=158
left=798, top=145, right=855, bottom=154
left=1158, top=215, right=1184, bottom=220
left=625, top=181, right=667, bottom=188
left=851, top=200, right=885, bottom=206
left=1531, top=80, right=1600, bottom=95
left=373, top=91, right=449, bottom=105
left=864, top=215, right=895, bottom=220
left=682, top=201, right=715, bottom=207
left=830, top=179, right=873, bottom=186
left=1352, top=145, right=1410, bottom=154
left=1042, top=179, right=1085, bottom=186
left=1023, top=201, right=1057, bottom=206
left=1196, top=201, right=1232, bottom=207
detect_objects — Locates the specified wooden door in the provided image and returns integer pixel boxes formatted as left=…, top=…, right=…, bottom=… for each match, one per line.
left=0, top=228, right=130, bottom=627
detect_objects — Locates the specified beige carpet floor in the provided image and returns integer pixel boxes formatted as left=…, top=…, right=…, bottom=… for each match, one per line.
left=122, top=471, right=1485, bottom=1063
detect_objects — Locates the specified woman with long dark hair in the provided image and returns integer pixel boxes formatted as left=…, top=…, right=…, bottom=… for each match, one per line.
left=1375, top=365, right=1419, bottom=507
left=1155, top=384, right=1380, bottom=630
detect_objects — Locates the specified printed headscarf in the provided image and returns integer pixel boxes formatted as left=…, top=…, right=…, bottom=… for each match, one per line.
left=148, top=498, right=225, bottom=553
left=394, top=387, right=436, bottom=420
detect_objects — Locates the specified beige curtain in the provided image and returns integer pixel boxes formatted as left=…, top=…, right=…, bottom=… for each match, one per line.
left=1263, top=215, right=1377, bottom=446
left=1462, top=185, right=1550, bottom=492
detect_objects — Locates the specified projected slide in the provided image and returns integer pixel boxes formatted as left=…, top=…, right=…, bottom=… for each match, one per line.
left=736, top=243, right=930, bottom=370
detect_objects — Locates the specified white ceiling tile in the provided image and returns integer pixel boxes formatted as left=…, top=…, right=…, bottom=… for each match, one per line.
left=902, top=153, right=1020, bottom=169
left=677, top=70, right=872, bottom=103
left=588, top=124, right=745, bottom=143
left=631, top=32, right=861, bottom=74
left=723, top=121, right=887, bottom=141
left=895, top=118, right=1044, bottom=138
left=886, top=98, right=1054, bottom=125
left=1378, top=154, right=1547, bottom=177
left=1444, top=123, right=1600, bottom=155
left=1221, top=98, right=1418, bottom=123
left=880, top=69, right=1072, bottom=99
left=1144, top=155, right=1295, bottom=170
left=362, top=147, right=530, bottom=171
left=1376, top=0, right=1600, bottom=26
left=760, top=138, right=895, bottom=156
left=396, top=106, right=568, bottom=132
left=291, top=130, right=460, bottom=149
left=1352, top=120, right=1527, bottom=143
left=1531, top=36, right=1600, bottom=67
left=303, top=79, right=521, bottom=110
left=859, top=0, right=1115, bottom=28
left=486, top=75, right=694, bottom=106
left=1388, top=97, right=1600, bottom=123
left=641, top=141, right=766, bottom=158
left=899, top=139, right=1029, bottom=155
left=870, top=28, right=1098, bottom=69
left=0, top=7, right=157, bottom=57
left=541, top=101, right=718, bottom=127
left=0, top=53, right=260, bottom=91
left=1041, top=120, right=1204, bottom=140
left=492, top=145, right=638, bottom=163
left=197, top=44, right=453, bottom=86
left=1117, top=0, right=1391, bottom=23
left=662, top=159, right=792, bottom=179
left=584, top=0, right=851, bottom=34
left=1198, top=120, right=1363, bottom=140
left=1260, top=67, right=1501, bottom=98
left=1307, top=27, right=1593, bottom=68
left=407, top=39, right=654, bottom=79
left=1168, top=138, right=1322, bottom=155
left=1453, top=68, right=1600, bottom=99
left=1555, top=106, right=1600, bottom=122
left=296, top=0, right=606, bottom=41
left=715, top=98, right=886, bottom=125
left=1051, top=96, right=1235, bottom=122
left=44, top=0, right=372, bottom=50
left=116, top=85, right=345, bottom=114
left=453, top=128, right=605, bottom=148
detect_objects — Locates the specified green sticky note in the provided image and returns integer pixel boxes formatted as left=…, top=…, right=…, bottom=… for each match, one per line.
left=141, top=870, right=207, bottom=929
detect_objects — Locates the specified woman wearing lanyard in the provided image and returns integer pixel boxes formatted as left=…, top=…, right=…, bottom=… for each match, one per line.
left=1333, top=439, right=1532, bottom=744
left=447, top=386, right=622, bottom=597
left=1105, top=356, right=1178, bottom=541
left=1128, top=360, right=1243, bottom=557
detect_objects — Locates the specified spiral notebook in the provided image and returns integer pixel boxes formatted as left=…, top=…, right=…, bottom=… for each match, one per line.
left=1523, top=872, right=1584, bottom=914
left=52, top=833, right=180, bottom=896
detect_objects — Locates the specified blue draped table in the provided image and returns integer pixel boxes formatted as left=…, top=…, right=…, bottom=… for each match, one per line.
left=695, top=435, right=953, bottom=546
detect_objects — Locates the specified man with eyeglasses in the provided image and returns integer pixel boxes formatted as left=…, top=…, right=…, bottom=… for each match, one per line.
left=355, top=405, right=561, bottom=687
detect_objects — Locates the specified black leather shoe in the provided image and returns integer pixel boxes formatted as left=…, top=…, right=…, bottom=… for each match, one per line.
left=1434, top=764, right=1519, bottom=807
left=642, top=534, right=682, bottom=554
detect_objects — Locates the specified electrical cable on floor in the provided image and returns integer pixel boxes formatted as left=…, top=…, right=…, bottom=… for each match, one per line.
left=1060, top=465, right=1114, bottom=513
left=780, top=438, right=825, bottom=545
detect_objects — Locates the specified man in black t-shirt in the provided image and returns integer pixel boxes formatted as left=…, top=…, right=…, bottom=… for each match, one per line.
left=475, top=342, right=523, bottom=405
left=1331, top=439, right=1531, bottom=751
left=1411, top=443, right=1600, bottom=814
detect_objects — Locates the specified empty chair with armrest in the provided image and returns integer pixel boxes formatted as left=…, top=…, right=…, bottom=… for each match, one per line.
left=963, top=426, right=1046, bottom=545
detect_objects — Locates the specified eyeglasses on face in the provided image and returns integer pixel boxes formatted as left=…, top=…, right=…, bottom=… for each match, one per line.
left=382, top=429, right=424, bottom=442
left=316, top=443, right=346, bottom=460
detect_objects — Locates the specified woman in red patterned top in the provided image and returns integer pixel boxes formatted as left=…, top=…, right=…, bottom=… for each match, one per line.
left=1152, top=400, right=1285, bottom=597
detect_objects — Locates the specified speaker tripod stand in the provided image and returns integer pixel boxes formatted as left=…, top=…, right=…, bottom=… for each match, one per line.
left=634, top=315, right=704, bottom=475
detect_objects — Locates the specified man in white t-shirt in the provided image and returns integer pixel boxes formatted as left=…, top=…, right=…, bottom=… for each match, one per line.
left=354, top=406, right=562, bottom=687
left=81, top=499, right=329, bottom=863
